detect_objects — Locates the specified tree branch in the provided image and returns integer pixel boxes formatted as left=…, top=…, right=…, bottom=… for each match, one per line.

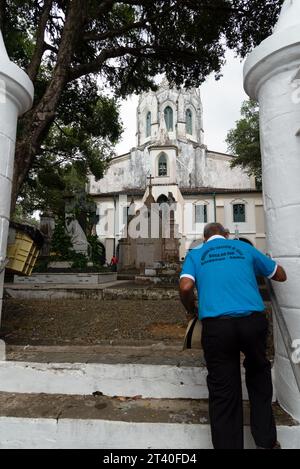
left=26, top=0, right=53, bottom=82
left=69, top=44, right=201, bottom=81
left=84, top=19, right=148, bottom=42
left=93, top=0, right=117, bottom=18
left=44, top=41, right=58, bottom=54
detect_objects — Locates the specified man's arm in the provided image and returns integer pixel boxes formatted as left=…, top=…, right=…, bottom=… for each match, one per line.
left=179, top=277, right=197, bottom=320
left=271, top=265, right=287, bottom=283
left=254, top=248, right=287, bottom=283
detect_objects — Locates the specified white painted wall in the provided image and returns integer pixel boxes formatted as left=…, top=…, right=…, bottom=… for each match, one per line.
left=0, top=32, right=33, bottom=321
left=244, top=0, right=300, bottom=421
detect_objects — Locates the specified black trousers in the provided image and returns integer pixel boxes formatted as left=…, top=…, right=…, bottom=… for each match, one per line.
left=201, top=313, right=277, bottom=449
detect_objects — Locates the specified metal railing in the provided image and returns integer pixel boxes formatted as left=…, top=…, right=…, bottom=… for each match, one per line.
left=266, top=279, right=300, bottom=394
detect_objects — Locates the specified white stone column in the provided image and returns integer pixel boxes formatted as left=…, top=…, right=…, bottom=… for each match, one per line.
left=244, top=0, right=300, bottom=421
left=0, top=32, right=34, bottom=321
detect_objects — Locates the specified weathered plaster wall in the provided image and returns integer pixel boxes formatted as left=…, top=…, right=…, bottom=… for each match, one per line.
left=89, top=82, right=254, bottom=196
left=205, top=152, right=255, bottom=189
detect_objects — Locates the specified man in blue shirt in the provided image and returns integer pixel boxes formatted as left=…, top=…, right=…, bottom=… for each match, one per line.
left=179, top=223, right=287, bottom=450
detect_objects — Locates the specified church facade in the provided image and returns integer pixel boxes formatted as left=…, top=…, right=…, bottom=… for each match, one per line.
left=88, top=81, right=266, bottom=265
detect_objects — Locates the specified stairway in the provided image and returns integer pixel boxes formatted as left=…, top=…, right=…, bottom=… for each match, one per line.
left=0, top=279, right=299, bottom=448
left=0, top=343, right=298, bottom=449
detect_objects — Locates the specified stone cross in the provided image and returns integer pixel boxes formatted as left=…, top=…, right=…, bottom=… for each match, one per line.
left=147, top=174, right=154, bottom=187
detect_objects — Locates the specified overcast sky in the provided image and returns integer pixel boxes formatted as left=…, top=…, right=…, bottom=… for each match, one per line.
left=115, top=50, right=248, bottom=156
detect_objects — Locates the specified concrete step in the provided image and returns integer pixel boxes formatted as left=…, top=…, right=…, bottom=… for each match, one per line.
left=0, top=345, right=274, bottom=401
left=0, top=392, right=297, bottom=449
left=117, top=273, right=137, bottom=281
left=13, top=272, right=118, bottom=285
left=4, top=282, right=179, bottom=300
left=4, top=281, right=270, bottom=302
left=4, top=281, right=132, bottom=300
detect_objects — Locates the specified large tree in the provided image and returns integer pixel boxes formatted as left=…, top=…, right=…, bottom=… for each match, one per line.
left=1, top=0, right=283, bottom=210
left=226, top=99, right=262, bottom=186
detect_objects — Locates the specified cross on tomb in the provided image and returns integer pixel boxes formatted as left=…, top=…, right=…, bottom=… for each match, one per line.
left=147, top=174, right=154, bottom=187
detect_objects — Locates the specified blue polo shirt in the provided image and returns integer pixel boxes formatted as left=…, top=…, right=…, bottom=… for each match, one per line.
left=180, top=236, right=277, bottom=320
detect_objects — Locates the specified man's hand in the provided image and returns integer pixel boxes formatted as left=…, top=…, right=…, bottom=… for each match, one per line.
left=271, top=265, right=287, bottom=282
left=186, top=309, right=198, bottom=323
left=179, top=277, right=197, bottom=321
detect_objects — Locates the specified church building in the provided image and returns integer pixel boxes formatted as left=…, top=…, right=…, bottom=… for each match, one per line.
left=88, top=81, right=265, bottom=267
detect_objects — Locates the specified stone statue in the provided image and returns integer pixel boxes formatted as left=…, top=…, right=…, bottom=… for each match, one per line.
left=65, top=217, right=90, bottom=256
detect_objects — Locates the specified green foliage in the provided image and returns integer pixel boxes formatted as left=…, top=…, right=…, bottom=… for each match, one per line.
left=18, top=160, right=93, bottom=218
left=88, top=235, right=106, bottom=266
left=226, top=100, right=262, bottom=187
left=50, top=218, right=89, bottom=269
left=17, top=89, right=122, bottom=215
left=3, top=0, right=284, bottom=103
left=11, top=205, right=39, bottom=227
left=51, top=219, right=73, bottom=258
left=69, top=252, right=89, bottom=270
left=33, top=258, right=50, bottom=273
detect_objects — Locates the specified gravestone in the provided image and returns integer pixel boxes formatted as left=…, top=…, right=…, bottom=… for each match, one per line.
left=119, top=187, right=179, bottom=271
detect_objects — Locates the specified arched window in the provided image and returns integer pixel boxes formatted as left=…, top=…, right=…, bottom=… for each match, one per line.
left=233, top=204, right=246, bottom=223
left=146, top=111, right=151, bottom=138
left=186, top=108, right=193, bottom=135
left=157, top=194, right=169, bottom=205
left=164, top=106, right=173, bottom=131
left=158, top=153, right=168, bottom=177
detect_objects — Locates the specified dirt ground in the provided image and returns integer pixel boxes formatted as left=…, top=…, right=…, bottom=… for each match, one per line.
left=0, top=298, right=187, bottom=346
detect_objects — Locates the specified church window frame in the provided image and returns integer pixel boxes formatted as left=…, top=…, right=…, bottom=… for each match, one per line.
left=232, top=203, right=246, bottom=223
left=158, top=152, right=168, bottom=177
left=122, top=205, right=130, bottom=224
left=164, top=106, right=174, bottom=131
left=194, top=202, right=208, bottom=224
left=186, top=108, right=193, bottom=135
left=146, top=111, right=151, bottom=138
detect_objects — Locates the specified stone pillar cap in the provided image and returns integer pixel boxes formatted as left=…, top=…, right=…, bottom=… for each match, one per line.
left=243, top=0, right=300, bottom=99
left=0, top=30, right=34, bottom=114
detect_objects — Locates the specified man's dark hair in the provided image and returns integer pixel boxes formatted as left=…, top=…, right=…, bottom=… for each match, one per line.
left=203, top=223, right=227, bottom=240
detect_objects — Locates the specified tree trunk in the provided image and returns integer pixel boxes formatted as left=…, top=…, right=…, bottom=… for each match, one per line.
left=10, top=0, right=86, bottom=214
